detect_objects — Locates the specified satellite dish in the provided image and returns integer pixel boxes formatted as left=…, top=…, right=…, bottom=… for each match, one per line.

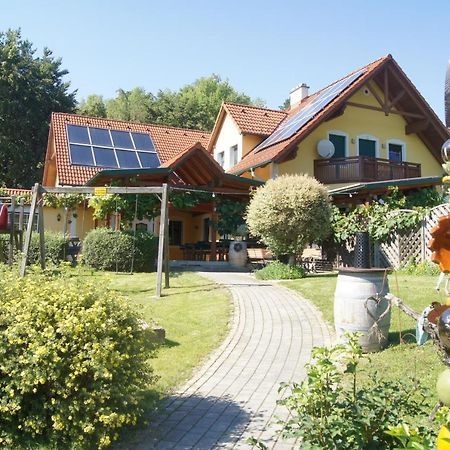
left=442, top=138, right=450, bottom=163
left=317, top=139, right=335, bottom=158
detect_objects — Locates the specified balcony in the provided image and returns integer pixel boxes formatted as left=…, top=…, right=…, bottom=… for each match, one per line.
left=314, top=156, right=421, bottom=184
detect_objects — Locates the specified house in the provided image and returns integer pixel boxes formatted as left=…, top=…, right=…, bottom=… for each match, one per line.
left=209, top=55, right=449, bottom=203
left=41, top=113, right=260, bottom=260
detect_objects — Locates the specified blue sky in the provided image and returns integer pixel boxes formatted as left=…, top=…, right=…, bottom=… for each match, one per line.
left=2, top=0, right=449, bottom=121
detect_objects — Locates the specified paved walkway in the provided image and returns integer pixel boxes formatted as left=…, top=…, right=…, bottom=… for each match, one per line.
left=136, top=272, right=331, bottom=450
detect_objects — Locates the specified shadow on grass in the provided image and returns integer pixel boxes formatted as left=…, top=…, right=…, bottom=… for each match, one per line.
left=388, top=328, right=417, bottom=345
left=159, top=338, right=179, bottom=348
left=305, top=272, right=338, bottom=279
left=117, top=393, right=253, bottom=450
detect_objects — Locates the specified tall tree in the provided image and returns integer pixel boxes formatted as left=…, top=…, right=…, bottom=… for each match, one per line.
left=149, top=74, right=265, bottom=131
left=0, top=29, right=76, bottom=187
left=78, top=94, right=107, bottom=117
left=105, top=87, right=153, bottom=123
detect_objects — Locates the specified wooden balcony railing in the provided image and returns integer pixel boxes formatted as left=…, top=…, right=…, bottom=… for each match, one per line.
left=314, top=156, right=421, bottom=184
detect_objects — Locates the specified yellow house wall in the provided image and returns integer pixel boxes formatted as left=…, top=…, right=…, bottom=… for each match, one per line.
left=212, top=113, right=242, bottom=171
left=278, top=87, right=442, bottom=184
left=242, top=134, right=264, bottom=158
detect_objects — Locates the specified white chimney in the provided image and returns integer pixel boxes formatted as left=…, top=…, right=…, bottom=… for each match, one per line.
left=290, top=83, right=310, bottom=107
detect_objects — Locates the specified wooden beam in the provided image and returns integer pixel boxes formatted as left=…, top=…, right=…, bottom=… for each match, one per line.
left=156, top=183, right=169, bottom=298
left=346, top=101, right=425, bottom=119
left=20, top=183, right=40, bottom=277
left=366, top=82, right=385, bottom=108
left=388, top=89, right=405, bottom=109
left=210, top=200, right=217, bottom=262
left=405, top=119, right=429, bottom=135
left=38, top=196, right=46, bottom=270
left=383, top=68, right=389, bottom=115
left=42, top=186, right=164, bottom=194
left=164, top=194, right=170, bottom=289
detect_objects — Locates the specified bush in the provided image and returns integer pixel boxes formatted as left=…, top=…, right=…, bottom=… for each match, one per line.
left=264, top=334, right=431, bottom=449
left=255, top=261, right=305, bottom=280
left=0, top=268, right=156, bottom=449
left=398, top=257, right=440, bottom=276
left=246, top=175, right=332, bottom=263
left=0, top=231, right=68, bottom=265
left=82, top=228, right=157, bottom=272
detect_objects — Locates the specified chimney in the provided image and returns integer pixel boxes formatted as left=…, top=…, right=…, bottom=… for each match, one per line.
left=290, top=83, right=310, bottom=107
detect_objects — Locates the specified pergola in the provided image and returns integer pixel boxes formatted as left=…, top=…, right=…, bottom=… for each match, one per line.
left=20, top=144, right=262, bottom=298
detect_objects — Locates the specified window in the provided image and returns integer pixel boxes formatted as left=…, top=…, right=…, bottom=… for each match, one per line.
left=217, top=151, right=225, bottom=167
left=357, top=135, right=378, bottom=158
left=135, top=222, right=148, bottom=232
left=169, top=220, right=183, bottom=246
left=387, top=140, right=406, bottom=162
left=230, top=145, right=238, bottom=166
left=328, top=132, right=347, bottom=158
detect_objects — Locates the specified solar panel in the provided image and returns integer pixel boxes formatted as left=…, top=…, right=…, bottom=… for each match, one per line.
left=67, top=125, right=160, bottom=170
left=254, top=68, right=366, bottom=152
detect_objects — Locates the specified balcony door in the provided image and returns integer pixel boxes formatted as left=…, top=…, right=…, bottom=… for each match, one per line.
left=358, top=138, right=377, bottom=157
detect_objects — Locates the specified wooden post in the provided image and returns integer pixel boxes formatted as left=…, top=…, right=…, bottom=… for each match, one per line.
left=156, top=183, right=169, bottom=298
left=210, top=199, right=217, bottom=261
left=18, top=198, right=24, bottom=250
left=38, top=193, right=45, bottom=270
left=19, top=183, right=40, bottom=277
left=164, top=196, right=170, bottom=289
left=8, top=196, right=16, bottom=265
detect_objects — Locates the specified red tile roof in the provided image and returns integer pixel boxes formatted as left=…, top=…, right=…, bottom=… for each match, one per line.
left=223, top=103, right=287, bottom=136
left=207, top=102, right=286, bottom=152
left=229, top=56, right=390, bottom=175
left=0, top=188, right=32, bottom=196
left=48, top=113, right=210, bottom=186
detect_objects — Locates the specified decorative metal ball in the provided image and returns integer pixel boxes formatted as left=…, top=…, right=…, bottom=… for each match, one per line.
left=442, top=138, right=450, bottom=163
left=438, top=307, right=450, bottom=356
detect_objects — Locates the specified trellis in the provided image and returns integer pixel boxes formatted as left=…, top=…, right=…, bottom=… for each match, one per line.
left=374, top=203, right=450, bottom=268
left=20, top=183, right=170, bottom=298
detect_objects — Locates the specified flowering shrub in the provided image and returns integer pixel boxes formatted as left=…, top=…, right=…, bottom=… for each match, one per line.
left=0, top=268, right=157, bottom=449
left=255, top=261, right=305, bottom=280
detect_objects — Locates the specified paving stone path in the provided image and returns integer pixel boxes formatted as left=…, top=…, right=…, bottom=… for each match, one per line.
left=136, top=272, right=331, bottom=450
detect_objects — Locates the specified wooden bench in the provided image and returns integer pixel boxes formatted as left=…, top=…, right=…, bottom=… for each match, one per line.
left=247, top=247, right=273, bottom=269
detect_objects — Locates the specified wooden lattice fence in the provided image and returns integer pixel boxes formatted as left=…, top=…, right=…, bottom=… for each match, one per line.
left=374, top=203, right=450, bottom=268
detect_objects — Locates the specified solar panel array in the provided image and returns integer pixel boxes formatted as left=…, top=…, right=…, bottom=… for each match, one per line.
left=67, top=125, right=160, bottom=169
left=254, top=69, right=367, bottom=152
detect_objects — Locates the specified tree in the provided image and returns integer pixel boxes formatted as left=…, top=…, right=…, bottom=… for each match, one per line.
left=0, top=29, right=76, bottom=187
left=77, top=94, right=107, bottom=117
left=149, top=74, right=265, bottom=131
left=105, top=87, right=153, bottom=123
left=246, top=175, right=332, bottom=265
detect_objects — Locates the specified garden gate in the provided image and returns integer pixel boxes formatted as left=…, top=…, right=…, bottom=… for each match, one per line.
left=374, top=203, right=450, bottom=268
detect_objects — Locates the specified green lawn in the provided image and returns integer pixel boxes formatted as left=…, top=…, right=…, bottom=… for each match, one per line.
left=282, top=272, right=444, bottom=393
left=82, top=270, right=231, bottom=396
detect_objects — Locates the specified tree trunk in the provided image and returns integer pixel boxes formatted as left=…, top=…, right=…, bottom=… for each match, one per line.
left=288, top=254, right=296, bottom=266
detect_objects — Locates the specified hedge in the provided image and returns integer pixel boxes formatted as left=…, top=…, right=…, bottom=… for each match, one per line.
left=0, top=268, right=157, bottom=449
left=82, top=228, right=158, bottom=272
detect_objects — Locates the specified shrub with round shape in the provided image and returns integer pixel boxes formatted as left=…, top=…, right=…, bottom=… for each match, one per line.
left=246, top=174, right=332, bottom=264
left=0, top=268, right=157, bottom=449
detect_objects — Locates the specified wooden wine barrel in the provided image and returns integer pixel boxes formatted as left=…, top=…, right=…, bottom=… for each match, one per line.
left=334, top=268, right=391, bottom=352
left=228, top=241, right=248, bottom=267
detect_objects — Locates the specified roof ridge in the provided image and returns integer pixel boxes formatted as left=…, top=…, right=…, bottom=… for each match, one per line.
left=223, top=102, right=287, bottom=115
left=299, top=55, right=391, bottom=104
left=52, top=112, right=210, bottom=135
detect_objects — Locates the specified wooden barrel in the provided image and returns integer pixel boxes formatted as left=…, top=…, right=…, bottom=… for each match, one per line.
left=334, top=268, right=391, bottom=352
left=228, top=241, right=248, bottom=267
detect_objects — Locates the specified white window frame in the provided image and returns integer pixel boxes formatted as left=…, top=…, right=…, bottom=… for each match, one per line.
left=230, top=144, right=239, bottom=167
left=216, top=151, right=225, bottom=167
left=356, top=134, right=379, bottom=158
left=327, top=130, right=349, bottom=157
left=386, top=139, right=406, bottom=162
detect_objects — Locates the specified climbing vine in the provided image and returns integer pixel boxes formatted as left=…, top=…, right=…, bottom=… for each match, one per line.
left=332, top=187, right=445, bottom=244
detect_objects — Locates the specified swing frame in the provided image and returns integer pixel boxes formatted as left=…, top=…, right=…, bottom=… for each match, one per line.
left=20, top=183, right=170, bottom=298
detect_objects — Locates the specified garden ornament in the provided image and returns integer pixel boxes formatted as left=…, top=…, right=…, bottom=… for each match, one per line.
left=438, top=308, right=450, bottom=357
left=429, top=214, right=450, bottom=272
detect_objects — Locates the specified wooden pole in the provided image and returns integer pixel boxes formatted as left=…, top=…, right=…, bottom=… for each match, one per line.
left=19, top=183, right=40, bottom=277
left=18, top=198, right=24, bottom=250
left=8, top=196, right=16, bottom=265
left=38, top=191, right=46, bottom=270
left=156, top=183, right=169, bottom=298
left=210, top=199, right=217, bottom=261
left=164, top=194, right=170, bottom=289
